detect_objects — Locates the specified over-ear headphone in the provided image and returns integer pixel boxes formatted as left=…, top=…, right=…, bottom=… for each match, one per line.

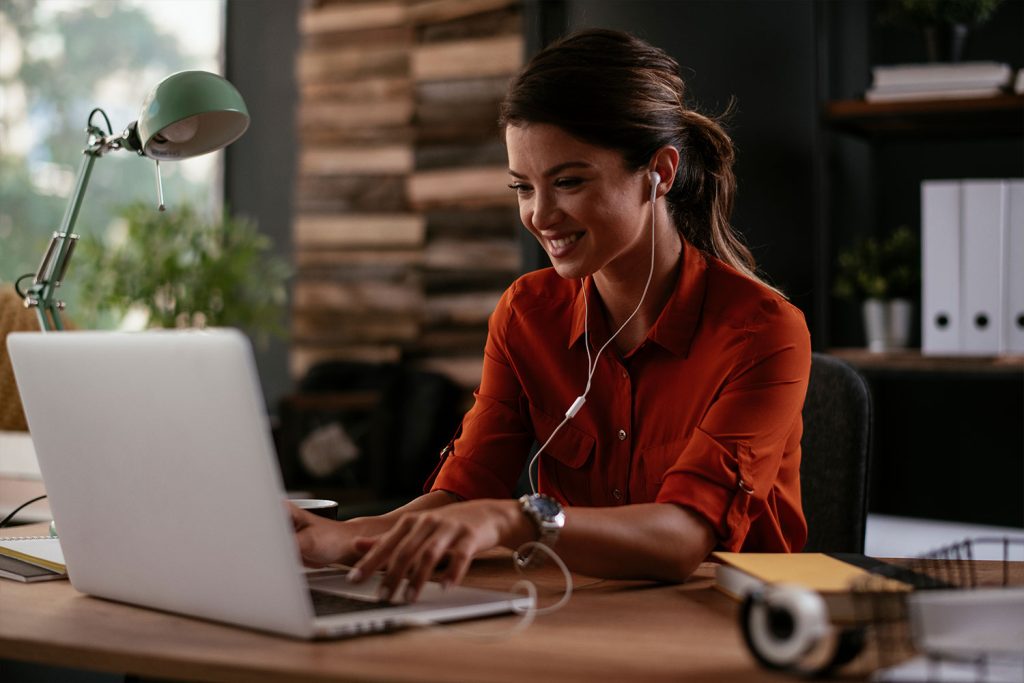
left=649, top=171, right=661, bottom=202
left=740, top=585, right=865, bottom=676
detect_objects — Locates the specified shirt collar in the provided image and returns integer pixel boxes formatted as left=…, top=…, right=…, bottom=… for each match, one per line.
left=567, top=238, right=708, bottom=358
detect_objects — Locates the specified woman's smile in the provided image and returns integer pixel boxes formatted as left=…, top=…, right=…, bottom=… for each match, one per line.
left=547, top=231, right=585, bottom=257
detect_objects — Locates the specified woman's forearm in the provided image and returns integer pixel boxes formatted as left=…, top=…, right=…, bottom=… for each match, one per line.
left=544, top=503, right=716, bottom=582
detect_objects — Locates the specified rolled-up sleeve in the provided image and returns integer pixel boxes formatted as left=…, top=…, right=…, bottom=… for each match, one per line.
left=426, top=284, right=534, bottom=500
left=655, top=299, right=811, bottom=551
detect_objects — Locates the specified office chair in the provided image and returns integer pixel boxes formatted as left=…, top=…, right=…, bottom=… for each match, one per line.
left=799, top=353, right=872, bottom=553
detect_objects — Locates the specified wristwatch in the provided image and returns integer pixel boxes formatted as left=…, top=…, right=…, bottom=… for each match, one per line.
left=516, top=493, right=565, bottom=568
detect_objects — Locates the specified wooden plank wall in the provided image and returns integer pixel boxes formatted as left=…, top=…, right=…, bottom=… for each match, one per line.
left=292, top=0, right=524, bottom=391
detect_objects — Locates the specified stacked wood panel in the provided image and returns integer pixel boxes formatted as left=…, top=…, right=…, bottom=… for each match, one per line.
left=292, top=0, right=523, bottom=390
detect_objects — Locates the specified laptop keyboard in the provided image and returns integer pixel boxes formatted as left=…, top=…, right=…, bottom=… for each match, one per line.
left=309, top=589, right=391, bottom=616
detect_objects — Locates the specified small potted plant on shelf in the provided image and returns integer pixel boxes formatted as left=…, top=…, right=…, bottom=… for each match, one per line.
left=76, top=202, right=290, bottom=344
left=884, top=0, right=1005, bottom=62
left=834, top=226, right=920, bottom=353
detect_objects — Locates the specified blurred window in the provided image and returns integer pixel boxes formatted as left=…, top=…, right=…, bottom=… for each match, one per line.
left=0, top=0, right=225, bottom=319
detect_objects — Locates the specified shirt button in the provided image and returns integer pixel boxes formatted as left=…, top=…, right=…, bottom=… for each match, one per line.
left=621, top=369, right=628, bottom=379
left=617, top=429, right=627, bottom=441
left=613, top=488, right=623, bottom=500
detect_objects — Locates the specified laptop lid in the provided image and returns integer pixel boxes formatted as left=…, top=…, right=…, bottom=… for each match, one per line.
left=9, top=329, right=320, bottom=637
left=9, top=329, right=532, bottom=639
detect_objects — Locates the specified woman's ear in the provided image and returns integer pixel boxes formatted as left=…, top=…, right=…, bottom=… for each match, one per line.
left=649, top=145, right=680, bottom=198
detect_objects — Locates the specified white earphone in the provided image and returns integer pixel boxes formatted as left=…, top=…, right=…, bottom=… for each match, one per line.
left=527, top=166, right=664, bottom=493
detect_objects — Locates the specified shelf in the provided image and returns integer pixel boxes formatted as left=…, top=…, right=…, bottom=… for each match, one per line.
left=829, top=348, right=1024, bottom=374
left=824, top=94, right=1024, bottom=138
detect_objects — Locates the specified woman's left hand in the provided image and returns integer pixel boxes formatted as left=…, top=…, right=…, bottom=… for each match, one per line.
left=346, top=499, right=530, bottom=603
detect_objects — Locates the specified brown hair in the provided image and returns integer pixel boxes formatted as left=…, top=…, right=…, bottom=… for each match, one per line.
left=500, top=29, right=772, bottom=290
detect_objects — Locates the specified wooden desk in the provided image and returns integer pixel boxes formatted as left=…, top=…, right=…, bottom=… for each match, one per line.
left=0, top=524, right=789, bottom=683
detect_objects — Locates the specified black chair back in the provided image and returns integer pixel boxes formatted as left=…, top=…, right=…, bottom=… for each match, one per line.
left=800, top=353, right=872, bottom=553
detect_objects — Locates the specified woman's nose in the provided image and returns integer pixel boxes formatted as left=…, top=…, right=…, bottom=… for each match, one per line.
left=530, top=192, right=563, bottom=231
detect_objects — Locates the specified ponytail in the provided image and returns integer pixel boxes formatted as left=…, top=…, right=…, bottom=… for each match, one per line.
left=669, top=109, right=770, bottom=291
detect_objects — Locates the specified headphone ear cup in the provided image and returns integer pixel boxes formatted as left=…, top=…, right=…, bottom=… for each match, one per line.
left=740, top=585, right=829, bottom=670
left=739, top=584, right=864, bottom=676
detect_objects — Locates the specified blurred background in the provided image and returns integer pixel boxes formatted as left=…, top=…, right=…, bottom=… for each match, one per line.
left=1, top=0, right=1021, bottom=543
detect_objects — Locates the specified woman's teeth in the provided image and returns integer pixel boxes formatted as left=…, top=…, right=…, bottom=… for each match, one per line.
left=550, top=233, right=582, bottom=249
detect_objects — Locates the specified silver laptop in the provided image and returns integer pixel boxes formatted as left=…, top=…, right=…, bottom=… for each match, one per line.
left=8, top=329, right=531, bottom=639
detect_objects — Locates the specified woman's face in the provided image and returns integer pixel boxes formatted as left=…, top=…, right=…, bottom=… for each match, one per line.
left=505, top=123, right=651, bottom=281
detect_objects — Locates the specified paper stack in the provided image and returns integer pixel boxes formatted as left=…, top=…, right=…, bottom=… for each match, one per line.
left=866, top=62, right=1013, bottom=102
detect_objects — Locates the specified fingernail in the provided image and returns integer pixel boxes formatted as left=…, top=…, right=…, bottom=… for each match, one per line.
left=405, top=585, right=419, bottom=603
left=346, top=567, right=362, bottom=583
left=441, top=579, right=452, bottom=592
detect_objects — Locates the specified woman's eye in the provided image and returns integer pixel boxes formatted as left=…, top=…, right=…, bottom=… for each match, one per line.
left=508, top=182, right=532, bottom=194
left=554, top=177, right=584, bottom=189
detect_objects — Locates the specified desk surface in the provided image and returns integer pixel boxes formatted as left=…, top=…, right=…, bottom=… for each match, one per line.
left=4, top=525, right=1019, bottom=683
left=0, top=524, right=792, bottom=683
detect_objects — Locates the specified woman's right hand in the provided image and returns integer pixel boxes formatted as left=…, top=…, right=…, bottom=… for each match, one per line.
left=289, top=490, right=460, bottom=568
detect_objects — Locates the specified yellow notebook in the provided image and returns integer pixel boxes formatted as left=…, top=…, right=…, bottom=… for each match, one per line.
left=712, top=552, right=908, bottom=622
left=714, top=552, right=872, bottom=592
left=0, top=536, right=66, bottom=573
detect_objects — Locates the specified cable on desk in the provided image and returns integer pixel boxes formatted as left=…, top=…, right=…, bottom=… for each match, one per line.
left=406, top=542, right=573, bottom=640
left=0, top=495, right=48, bottom=528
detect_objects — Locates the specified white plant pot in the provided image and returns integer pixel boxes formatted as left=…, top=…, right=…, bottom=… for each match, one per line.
left=887, top=298, right=913, bottom=350
left=863, top=299, right=888, bottom=352
left=862, top=298, right=914, bottom=352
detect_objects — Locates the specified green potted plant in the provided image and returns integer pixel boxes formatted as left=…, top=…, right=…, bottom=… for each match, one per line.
left=884, top=0, right=1005, bottom=62
left=834, top=226, right=920, bottom=352
left=77, top=202, right=290, bottom=345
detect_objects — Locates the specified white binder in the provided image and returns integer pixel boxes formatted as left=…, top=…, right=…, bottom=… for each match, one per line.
left=921, top=181, right=962, bottom=354
left=960, top=180, right=1007, bottom=355
left=1006, top=180, right=1024, bottom=354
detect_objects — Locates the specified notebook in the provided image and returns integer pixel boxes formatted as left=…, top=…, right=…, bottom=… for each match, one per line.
left=0, top=536, right=66, bottom=582
left=7, top=329, right=532, bottom=638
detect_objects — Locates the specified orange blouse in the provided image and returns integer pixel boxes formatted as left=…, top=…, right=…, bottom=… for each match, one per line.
left=426, top=239, right=811, bottom=552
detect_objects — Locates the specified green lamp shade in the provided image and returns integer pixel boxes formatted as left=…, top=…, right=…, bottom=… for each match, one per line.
left=136, top=71, right=249, bottom=160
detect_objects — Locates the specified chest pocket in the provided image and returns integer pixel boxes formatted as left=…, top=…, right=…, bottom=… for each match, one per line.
left=529, top=406, right=595, bottom=505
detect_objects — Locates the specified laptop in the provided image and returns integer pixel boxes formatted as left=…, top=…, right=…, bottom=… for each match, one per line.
left=7, top=329, right=532, bottom=639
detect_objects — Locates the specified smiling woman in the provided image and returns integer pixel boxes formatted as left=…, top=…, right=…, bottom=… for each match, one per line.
left=290, top=29, right=811, bottom=605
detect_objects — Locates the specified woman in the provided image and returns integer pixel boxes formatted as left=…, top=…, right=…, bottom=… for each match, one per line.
left=292, top=29, right=811, bottom=604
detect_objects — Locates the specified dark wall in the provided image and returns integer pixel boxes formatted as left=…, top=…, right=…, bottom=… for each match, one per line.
left=225, top=0, right=299, bottom=410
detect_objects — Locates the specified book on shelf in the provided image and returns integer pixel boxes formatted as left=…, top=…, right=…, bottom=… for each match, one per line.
left=0, top=536, right=66, bottom=582
left=865, top=86, right=1005, bottom=103
left=872, top=61, right=1012, bottom=88
left=712, top=552, right=909, bottom=623
left=866, top=61, right=1013, bottom=103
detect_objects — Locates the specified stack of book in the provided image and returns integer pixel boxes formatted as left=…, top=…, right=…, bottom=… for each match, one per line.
left=866, top=61, right=1014, bottom=102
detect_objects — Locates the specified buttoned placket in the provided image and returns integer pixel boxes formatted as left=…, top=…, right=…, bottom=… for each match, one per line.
left=612, top=356, right=632, bottom=506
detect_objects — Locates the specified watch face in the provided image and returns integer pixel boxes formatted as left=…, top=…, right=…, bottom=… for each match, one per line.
left=533, top=496, right=561, bottom=517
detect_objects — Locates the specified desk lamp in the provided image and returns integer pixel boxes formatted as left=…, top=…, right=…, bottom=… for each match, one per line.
left=16, top=71, right=250, bottom=331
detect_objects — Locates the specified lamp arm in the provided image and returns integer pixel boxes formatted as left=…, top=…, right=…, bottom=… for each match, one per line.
left=18, top=110, right=146, bottom=331
left=23, top=139, right=103, bottom=331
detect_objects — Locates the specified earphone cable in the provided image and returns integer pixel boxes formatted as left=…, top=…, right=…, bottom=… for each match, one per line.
left=410, top=541, right=573, bottom=640
left=528, top=180, right=659, bottom=494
